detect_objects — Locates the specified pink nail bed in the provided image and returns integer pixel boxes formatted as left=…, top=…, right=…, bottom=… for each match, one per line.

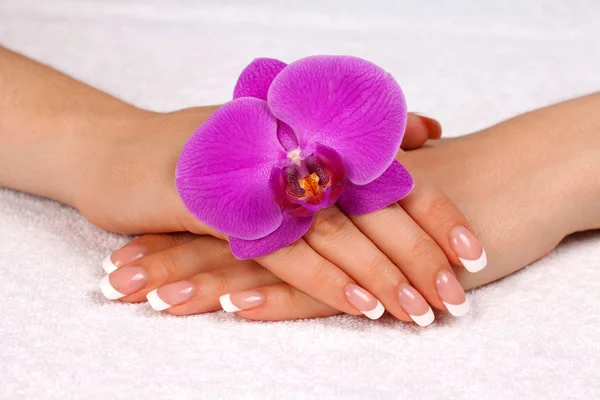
left=99, top=266, right=149, bottom=300
left=397, top=283, right=434, bottom=326
left=102, top=245, right=148, bottom=274
left=344, top=283, right=385, bottom=320
left=147, top=281, right=195, bottom=311
left=220, top=291, right=265, bottom=312
left=449, top=225, right=487, bottom=273
left=435, top=270, right=469, bottom=317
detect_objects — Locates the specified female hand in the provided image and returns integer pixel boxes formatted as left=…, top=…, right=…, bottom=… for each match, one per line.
left=0, top=47, right=482, bottom=324
left=98, top=93, right=600, bottom=322
left=98, top=108, right=484, bottom=325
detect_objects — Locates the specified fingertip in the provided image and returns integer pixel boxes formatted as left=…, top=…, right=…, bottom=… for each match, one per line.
left=409, top=113, right=442, bottom=141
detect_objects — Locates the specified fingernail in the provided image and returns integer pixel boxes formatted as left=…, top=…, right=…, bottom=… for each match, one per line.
left=397, top=283, right=434, bottom=327
left=220, top=291, right=265, bottom=312
left=99, top=266, right=149, bottom=300
left=101, top=245, right=148, bottom=274
left=449, top=225, right=487, bottom=273
left=435, top=270, right=469, bottom=317
left=413, top=112, right=442, bottom=139
left=344, top=283, right=385, bottom=320
left=412, top=112, right=434, bottom=119
left=146, top=281, right=195, bottom=311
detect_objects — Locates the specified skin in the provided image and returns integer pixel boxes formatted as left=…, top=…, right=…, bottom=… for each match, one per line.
left=111, top=93, right=600, bottom=320
left=0, top=46, right=479, bottom=322
left=1, top=47, right=599, bottom=321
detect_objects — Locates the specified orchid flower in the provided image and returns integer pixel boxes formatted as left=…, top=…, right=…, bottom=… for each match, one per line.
left=176, top=56, right=414, bottom=259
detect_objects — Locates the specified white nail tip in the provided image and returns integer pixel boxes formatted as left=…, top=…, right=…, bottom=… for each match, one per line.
left=362, top=300, right=385, bottom=320
left=460, top=249, right=488, bottom=273
left=443, top=298, right=470, bottom=317
left=101, top=255, right=117, bottom=274
left=219, top=294, right=241, bottom=313
left=410, top=308, right=435, bottom=327
left=99, top=275, right=125, bottom=300
left=146, top=289, right=172, bottom=311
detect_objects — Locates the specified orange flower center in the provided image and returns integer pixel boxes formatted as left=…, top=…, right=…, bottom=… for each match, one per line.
left=297, top=172, right=320, bottom=198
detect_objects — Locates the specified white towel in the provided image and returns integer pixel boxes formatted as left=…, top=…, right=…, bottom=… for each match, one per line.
left=1, top=1, right=599, bottom=398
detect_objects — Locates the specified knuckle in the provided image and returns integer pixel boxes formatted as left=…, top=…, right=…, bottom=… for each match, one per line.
left=273, top=284, right=300, bottom=310
left=310, top=261, right=338, bottom=288
left=311, top=208, right=352, bottom=239
left=363, top=253, right=392, bottom=276
left=367, top=203, right=400, bottom=222
left=409, top=235, right=439, bottom=260
left=421, top=195, right=457, bottom=224
left=206, top=270, right=231, bottom=294
left=149, top=250, right=181, bottom=280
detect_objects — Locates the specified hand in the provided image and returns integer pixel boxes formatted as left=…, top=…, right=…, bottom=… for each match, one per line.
left=96, top=108, right=482, bottom=324
left=0, top=47, right=489, bottom=323
left=97, top=94, right=600, bottom=322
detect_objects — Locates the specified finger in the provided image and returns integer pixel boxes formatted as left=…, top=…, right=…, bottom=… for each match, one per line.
left=398, top=154, right=488, bottom=274
left=350, top=203, right=469, bottom=317
left=231, top=284, right=339, bottom=321
left=303, top=206, right=438, bottom=325
left=256, top=239, right=365, bottom=318
left=162, top=262, right=282, bottom=315
left=401, top=113, right=442, bottom=150
left=101, top=233, right=198, bottom=273
left=99, top=235, right=239, bottom=303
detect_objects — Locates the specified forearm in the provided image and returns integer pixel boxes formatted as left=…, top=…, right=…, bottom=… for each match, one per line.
left=476, top=92, right=600, bottom=233
left=414, top=93, right=600, bottom=290
left=0, top=47, right=150, bottom=205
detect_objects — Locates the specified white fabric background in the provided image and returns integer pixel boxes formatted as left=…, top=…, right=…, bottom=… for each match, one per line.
left=1, top=1, right=599, bottom=399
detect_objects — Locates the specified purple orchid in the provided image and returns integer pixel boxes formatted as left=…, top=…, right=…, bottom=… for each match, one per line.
left=176, top=56, right=414, bottom=259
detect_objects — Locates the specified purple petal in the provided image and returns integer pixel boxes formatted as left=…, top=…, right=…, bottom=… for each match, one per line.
left=230, top=213, right=313, bottom=259
left=268, top=55, right=407, bottom=185
left=276, top=121, right=299, bottom=151
left=176, top=98, right=286, bottom=240
left=310, top=144, right=344, bottom=187
left=233, top=58, right=288, bottom=100
left=336, top=160, right=414, bottom=215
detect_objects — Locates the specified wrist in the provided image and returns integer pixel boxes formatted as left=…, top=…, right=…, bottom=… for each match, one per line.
left=72, top=105, right=218, bottom=234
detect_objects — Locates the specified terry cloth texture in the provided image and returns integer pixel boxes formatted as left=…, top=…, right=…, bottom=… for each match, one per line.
left=1, top=1, right=599, bottom=399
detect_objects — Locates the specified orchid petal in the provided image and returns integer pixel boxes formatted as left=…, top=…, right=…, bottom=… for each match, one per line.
left=336, top=160, right=414, bottom=215
left=268, top=55, right=407, bottom=185
left=233, top=58, right=287, bottom=100
left=176, top=98, right=286, bottom=240
left=276, top=121, right=299, bottom=151
left=230, top=214, right=313, bottom=259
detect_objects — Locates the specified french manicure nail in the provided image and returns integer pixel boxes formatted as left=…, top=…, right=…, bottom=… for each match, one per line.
left=101, top=245, right=148, bottom=274
left=449, top=226, right=487, bottom=273
left=344, top=283, right=385, bottom=320
left=435, top=270, right=469, bottom=317
left=146, top=281, right=195, bottom=311
left=220, top=291, right=265, bottom=312
left=397, top=283, right=435, bottom=327
left=99, top=266, right=149, bottom=300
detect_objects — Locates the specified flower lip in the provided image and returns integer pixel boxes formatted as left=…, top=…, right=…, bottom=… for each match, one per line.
left=271, top=144, right=345, bottom=216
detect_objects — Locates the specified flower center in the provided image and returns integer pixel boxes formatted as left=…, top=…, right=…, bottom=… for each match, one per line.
left=271, top=145, right=346, bottom=217
left=298, top=172, right=320, bottom=197
left=286, top=149, right=303, bottom=166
